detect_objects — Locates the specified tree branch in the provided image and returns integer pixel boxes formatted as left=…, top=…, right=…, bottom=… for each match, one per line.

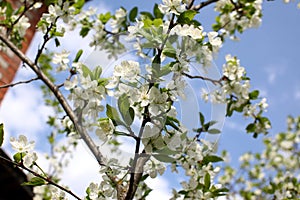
left=0, top=155, right=81, bottom=200
left=190, top=0, right=219, bottom=11
left=0, top=77, right=39, bottom=89
left=0, top=33, right=106, bottom=167
left=182, top=72, right=223, bottom=85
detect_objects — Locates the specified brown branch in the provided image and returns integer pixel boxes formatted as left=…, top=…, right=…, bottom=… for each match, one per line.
left=0, top=77, right=39, bottom=89
left=0, top=155, right=81, bottom=200
left=0, top=32, right=127, bottom=199
left=191, top=0, right=219, bottom=10
left=182, top=72, right=223, bottom=85
left=0, top=32, right=106, bottom=167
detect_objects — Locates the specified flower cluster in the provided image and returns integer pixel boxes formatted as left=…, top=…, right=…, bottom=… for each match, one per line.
left=85, top=177, right=118, bottom=200
left=219, top=116, right=300, bottom=199
left=170, top=139, right=226, bottom=199
left=39, top=0, right=75, bottom=33
left=65, top=63, right=106, bottom=121
left=202, top=54, right=270, bottom=136
left=214, top=0, right=262, bottom=35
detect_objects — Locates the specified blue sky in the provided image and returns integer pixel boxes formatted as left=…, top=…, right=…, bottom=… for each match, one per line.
left=0, top=0, right=299, bottom=199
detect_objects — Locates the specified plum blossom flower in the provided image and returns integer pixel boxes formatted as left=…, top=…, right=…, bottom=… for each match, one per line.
left=96, top=118, right=115, bottom=142
left=87, top=182, right=100, bottom=200
left=23, top=152, right=38, bottom=168
left=159, top=0, right=187, bottom=15
left=110, top=8, right=126, bottom=33
left=113, top=60, right=141, bottom=83
left=10, top=135, right=35, bottom=153
left=144, top=158, right=166, bottom=178
left=52, top=50, right=70, bottom=72
left=173, top=24, right=204, bottom=40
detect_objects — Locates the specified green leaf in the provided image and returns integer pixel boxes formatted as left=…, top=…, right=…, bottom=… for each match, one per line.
left=22, top=177, right=46, bottom=186
left=212, top=188, right=229, bottom=196
left=80, top=26, right=90, bottom=37
left=155, top=146, right=178, bottom=156
left=99, top=12, right=111, bottom=24
left=54, top=37, right=60, bottom=47
left=163, top=47, right=177, bottom=59
left=249, top=90, right=259, bottom=100
left=129, top=7, right=138, bottom=22
left=81, top=64, right=92, bottom=78
left=13, top=152, right=26, bottom=163
left=199, top=112, right=205, bottom=126
left=140, top=11, right=154, bottom=20
left=177, top=10, right=198, bottom=24
left=5, top=2, right=13, bottom=17
left=74, top=49, right=83, bottom=62
left=153, top=18, right=163, bottom=27
left=207, top=128, right=221, bottom=134
left=73, top=0, right=85, bottom=9
left=153, top=3, right=164, bottom=19
left=204, top=173, right=211, bottom=191
left=0, top=123, right=3, bottom=147
left=106, top=104, right=123, bottom=126
left=158, top=64, right=172, bottom=77
left=246, top=123, right=255, bottom=133
left=92, top=66, right=102, bottom=80
left=118, top=94, right=134, bottom=126
left=202, top=155, right=223, bottom=165
left=153, top=154, right=175, bottom=163
left=165, top=116, right=180, bottom=131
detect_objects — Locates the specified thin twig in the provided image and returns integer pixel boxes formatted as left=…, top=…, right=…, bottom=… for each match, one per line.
left=191, top=0, right=219, bottom=10
left=34, top=17, right=59, bottom=65
left=0, top=77, right=39, bottom=89
left=182, top=72, right=223, bottom=86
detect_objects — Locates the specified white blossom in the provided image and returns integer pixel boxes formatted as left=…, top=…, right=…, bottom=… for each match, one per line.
left=159, top=0, right=187, bottom=15
left=10, top=135, right=35, bottom=153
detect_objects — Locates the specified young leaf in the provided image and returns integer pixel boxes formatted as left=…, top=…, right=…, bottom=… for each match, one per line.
left=22, top=177, right=46, bottom=186
left=81, top=64, right=93, bottom=78
left=0, top=123, right=3, bottom=147
left=249, top=90, right=259, bottom=100
left=207, top=128, right=221, bottom=134
left=202, top=155, right=223, bottom=165
left=153, top=154, right=175, bottom=163
left=106, top=104, right=123, bottom=126
left=153, top=3, right=164, bottom=19
left=13, top=152, right=26, bottom=163
left=74, top=49, right=83, bottom=63
left=199, top=112, right=205, bottom=126
left=177, top=10, right=198, bottom=24
left=99, top=12, right=112, bottom=24
left=92, top=66, right=102, bottom=80
left=118, top=94, right=134, bottom=126
left=129, top=7, right=138, bottom=22
left=54, top=37, right=60, bottom=47
left=204, top=173, right=211, bottom=191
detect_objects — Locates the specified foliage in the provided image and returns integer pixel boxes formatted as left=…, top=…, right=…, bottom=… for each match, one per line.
left=0, top=0, right=299, bottom=200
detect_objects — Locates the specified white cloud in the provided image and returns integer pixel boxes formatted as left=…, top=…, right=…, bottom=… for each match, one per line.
left=145, top=176, right=172, bottom=199
left=294, top=88, right=300, bottom=100
left=0, top=78, right=54, bottom=147
left=59, top=141, right=101, bottom=198
left=264, top=64, right=286, bottom=85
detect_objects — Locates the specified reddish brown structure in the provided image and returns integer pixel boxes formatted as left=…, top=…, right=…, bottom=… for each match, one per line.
left=0, top=1, right=47, bottom=103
